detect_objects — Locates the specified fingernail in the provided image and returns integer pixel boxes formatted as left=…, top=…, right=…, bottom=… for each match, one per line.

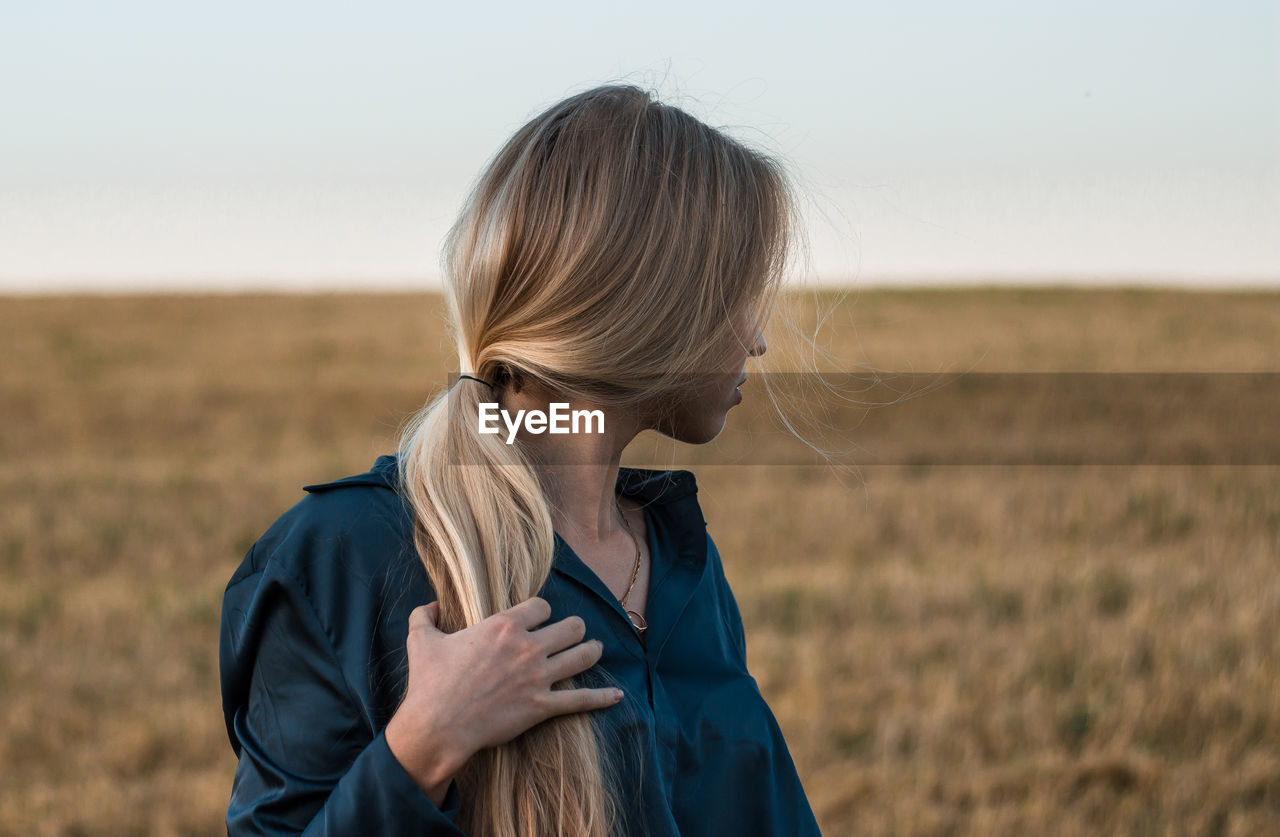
left=611, top=688, right=624, bottom=700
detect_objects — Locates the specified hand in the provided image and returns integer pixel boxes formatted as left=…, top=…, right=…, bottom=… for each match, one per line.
left=384, top=596, right=623, bottom=805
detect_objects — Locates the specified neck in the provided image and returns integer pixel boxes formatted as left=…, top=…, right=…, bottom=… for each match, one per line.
left=499, top=382, right=642, bottom=545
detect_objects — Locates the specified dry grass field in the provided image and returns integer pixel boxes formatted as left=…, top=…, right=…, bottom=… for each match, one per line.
left=1, top=288, right=1277, bottom=835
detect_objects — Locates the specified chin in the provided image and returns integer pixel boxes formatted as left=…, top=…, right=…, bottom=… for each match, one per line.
left=658, top=410, right=731, bottom=445
left=648, top=382, right=738, bottom=445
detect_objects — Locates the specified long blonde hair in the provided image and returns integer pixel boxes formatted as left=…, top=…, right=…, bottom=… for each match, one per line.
left=396, top=83, right=796, bottom=836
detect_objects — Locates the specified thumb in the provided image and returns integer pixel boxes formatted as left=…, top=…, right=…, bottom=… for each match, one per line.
left=409, top=600, right=442, bottom=633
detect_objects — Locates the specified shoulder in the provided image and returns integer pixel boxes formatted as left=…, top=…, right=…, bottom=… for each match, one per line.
left=694, top=511, right=750, bottom=668
left=220, top=454, right=427, bottom=690
left=220, top=455, right=430, bottom=736
left=226, top=454, right=418, bottom=598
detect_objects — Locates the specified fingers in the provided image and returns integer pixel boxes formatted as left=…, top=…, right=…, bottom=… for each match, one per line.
left=530, top=614, right=587, bottom=655
left=545, top=636, right=604, bottom=682
left=540, top=685, right=624, bottom=717
left=504, top=596, right=553, bottom=631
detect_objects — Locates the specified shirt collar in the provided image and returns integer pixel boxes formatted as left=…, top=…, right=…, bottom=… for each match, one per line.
left=302, top=453, right=708, bottom=571
left=303, top=453, right=710, bottom=659
left=304, top=453, right=701, bottom=510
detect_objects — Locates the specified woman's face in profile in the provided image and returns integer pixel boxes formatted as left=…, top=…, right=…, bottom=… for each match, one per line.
left=651, top=306, right=767, bottom=445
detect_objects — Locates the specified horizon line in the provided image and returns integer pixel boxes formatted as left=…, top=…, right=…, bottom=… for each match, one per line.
left=3, top=273, right=1279, bottom=299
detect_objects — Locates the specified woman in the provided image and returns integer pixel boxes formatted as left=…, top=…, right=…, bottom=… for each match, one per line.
left=220, top=83, right=823, bottom=836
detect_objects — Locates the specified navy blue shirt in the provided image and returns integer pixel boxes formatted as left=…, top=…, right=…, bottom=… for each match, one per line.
left=220, top=454, right=822, bottom=835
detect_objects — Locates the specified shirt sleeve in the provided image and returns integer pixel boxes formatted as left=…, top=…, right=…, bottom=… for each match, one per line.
left=221, top=559, right=466, bottom=836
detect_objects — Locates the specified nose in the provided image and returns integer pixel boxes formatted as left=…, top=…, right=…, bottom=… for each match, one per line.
left=749, top=329, right=767, bottom=358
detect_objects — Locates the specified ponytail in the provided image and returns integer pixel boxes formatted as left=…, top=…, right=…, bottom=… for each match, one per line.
left=397, top=373, right=618, bottom=836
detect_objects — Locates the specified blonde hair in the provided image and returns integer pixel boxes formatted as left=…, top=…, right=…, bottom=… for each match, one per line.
left=396, top=82, right=796, bottom=836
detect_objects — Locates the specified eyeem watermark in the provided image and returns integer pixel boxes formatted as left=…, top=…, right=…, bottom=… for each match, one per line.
left=479, top=402, right=605, bottom=444
left=452, top=372, right=1280, bottom=464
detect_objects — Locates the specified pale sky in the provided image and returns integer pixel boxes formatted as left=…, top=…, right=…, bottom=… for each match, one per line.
left=1, top=0, right=1277, bottom=291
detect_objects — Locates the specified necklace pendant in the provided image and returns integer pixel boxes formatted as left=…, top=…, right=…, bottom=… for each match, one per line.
left=626, top=609, right=648, bottom=633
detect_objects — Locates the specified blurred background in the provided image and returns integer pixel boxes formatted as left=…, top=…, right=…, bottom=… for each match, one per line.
left=1, top=0, right=1277, bottom=834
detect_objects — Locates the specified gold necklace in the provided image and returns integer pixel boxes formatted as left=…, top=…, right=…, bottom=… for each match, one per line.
left=614, top=496, right=647, bottom=634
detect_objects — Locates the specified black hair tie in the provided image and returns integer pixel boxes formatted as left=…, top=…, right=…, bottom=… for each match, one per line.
left=456, top=373, right=496, bottom=393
